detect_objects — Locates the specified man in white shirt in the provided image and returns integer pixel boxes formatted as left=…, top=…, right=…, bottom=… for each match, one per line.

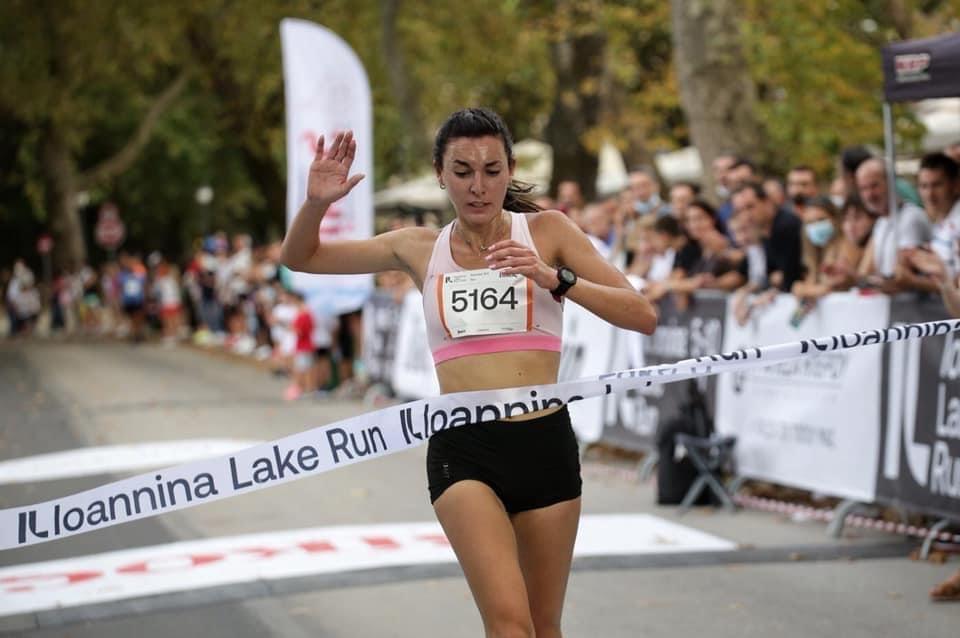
left=919, top=152, right=960, bottom=278
left=855, top=157, right=932, bottom=289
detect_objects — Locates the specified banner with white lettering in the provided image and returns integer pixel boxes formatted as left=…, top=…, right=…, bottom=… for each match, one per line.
left=715, top=293, right=889, bottom=502
left=877, top=296, right=960, bottom=519
left=3, top=319, right=955, bottom=550
left=390, top=290, right=440, bottom=399
left=281, top=19, right=373, bottom=314
left=599, top=292, right=726, bottom=452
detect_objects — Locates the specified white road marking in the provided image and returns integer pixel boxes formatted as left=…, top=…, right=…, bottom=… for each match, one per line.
left=0, top=440, right=264, bottom=484
left=0, top=514, right=733, bottom=616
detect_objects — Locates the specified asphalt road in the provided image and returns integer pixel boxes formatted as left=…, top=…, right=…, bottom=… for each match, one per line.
left=0, top=340, right=956, bottom=637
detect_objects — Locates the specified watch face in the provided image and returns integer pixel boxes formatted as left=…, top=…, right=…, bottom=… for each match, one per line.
left=560, top=268, right=576, bottom=284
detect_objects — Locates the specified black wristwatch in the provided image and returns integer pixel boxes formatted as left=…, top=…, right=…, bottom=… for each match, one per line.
left=551, top=266, right=577, bottom=301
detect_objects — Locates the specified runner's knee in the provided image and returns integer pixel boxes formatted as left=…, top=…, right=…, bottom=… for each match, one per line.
left=485, top=614, right=535, bottom=638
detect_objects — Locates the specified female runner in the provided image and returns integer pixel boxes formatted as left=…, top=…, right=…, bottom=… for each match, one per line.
left=281, top=107, right=657, bottom=638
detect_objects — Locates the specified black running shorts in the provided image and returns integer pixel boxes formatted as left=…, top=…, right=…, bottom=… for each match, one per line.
left=426, top=406, right=582, bottom=514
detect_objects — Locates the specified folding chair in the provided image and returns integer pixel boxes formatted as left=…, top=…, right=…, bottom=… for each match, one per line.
left=674, top=432, right=738, bottom=515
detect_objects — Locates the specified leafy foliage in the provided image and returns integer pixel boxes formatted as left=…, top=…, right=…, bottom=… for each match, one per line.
left=1, top=0, right=958, bottom=267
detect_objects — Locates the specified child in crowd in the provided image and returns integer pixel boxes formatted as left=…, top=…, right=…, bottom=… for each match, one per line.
left=289, top=291, right=315, bottom=400
left=642, top=214, right=699, bottom=301
left=154, top=261, right=183, bottom=345
left=654, top=200, right=744, bottom=311
left=270, top=286, right=298, bottom=386
left=311, top=305, right=337, bottom=394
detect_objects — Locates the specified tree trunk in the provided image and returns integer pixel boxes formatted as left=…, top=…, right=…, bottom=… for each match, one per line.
left=546, top=20, right=606, bottom=203
left=380, top=0, right=428, bottom=175
left=670, top=0, right=766, bottom=203
left=41, top=126, right=85, bottom=272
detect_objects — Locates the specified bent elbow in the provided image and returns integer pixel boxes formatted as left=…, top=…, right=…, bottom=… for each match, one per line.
left=640, top=307, right=658, bottom=335
left=279, top=244, right=304, bottom=273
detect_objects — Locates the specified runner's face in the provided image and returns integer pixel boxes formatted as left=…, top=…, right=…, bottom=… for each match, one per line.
left=439, top=136, right=513, bottom=225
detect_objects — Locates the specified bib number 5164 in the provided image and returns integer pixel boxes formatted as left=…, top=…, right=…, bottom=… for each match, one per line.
left=450, top=287, right=518, bottom=313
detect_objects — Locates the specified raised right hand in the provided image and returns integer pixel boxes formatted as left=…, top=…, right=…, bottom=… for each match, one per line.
left=307, top=130, right=365, bottom=205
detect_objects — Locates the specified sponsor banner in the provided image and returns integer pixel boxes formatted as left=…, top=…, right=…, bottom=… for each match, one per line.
left=715, top=293, right=890, bottom=502
left=0, top=514, right=733, bottom=617
left=600, top=292, right=726, bottom=452
left=281, top=19, right=373, bottom=314
left=1, top=318, right=955, bottom=550
left=361, top=290, right=403, bottom=385
left=390, top=290, right=440, bottom=399
left=882, top=32, right=960, bottom=102
left=877, top=297, right=960, bottom=520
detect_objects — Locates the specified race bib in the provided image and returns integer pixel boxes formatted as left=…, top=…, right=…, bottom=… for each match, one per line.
left=438, top=269, right=532, bottom=338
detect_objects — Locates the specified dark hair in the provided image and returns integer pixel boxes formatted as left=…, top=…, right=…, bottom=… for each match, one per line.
left=652, top=214, right=683, bottom=237
left=841, top=146, right=873, bottom=175
left=670, top=181, right=701, bottom=196
left=803, top=195, right=838, bottom=217
left=788, top=165, right=817, bottom=179
left=687, top=198, right=724, bottom=233
left=433, top=107, right=540, bottom=212
left=731, top=181, right=768, bottom=201
left=919, top=151, right=959, bottom=181
left=730, top=157, right=756, bottom=173
left=688, top=198, right=718, bottom=218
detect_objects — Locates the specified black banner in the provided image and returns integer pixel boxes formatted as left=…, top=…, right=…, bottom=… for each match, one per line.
left=882, top=32, right=960, bottom=103
left=597, top=291, right=726, bottom=452
left=876, top=295, right=960, bottom=521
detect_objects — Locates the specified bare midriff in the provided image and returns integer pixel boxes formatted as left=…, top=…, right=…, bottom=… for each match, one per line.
left=435, top=350, right=562, bottom=421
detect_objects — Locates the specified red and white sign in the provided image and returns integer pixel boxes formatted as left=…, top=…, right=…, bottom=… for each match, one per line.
left=95, top=202, right=125, bottom=249
left=0, top=515, right=732, bottom=616
left=36, top=235, right=53, bottom=255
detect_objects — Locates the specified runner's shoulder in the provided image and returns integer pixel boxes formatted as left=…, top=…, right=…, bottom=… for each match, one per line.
left=527, top=209, right=577, bottom=232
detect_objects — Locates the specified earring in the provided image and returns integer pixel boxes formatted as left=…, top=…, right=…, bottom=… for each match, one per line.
left=439, top=183, right=446, bottom=190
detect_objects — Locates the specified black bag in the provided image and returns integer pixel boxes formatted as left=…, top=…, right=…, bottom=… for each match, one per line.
left=655, top=381, right=717, bottom=505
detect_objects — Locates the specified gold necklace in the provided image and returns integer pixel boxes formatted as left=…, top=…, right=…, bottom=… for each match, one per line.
left=456, top=214, right=504, bottom=254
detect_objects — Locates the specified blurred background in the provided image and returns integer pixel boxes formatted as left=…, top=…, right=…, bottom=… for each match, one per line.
left=2, top=0, right=958, bottom=272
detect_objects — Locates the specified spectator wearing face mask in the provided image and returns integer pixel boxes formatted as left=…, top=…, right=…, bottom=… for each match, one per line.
left=792, top=196, right=859, bottom=304
left=627, top=168, right=664, bottom=217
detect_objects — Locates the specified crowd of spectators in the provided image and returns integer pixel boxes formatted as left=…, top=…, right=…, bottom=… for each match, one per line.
left=541, top=141, right=960, bottom=331
left=5, top=141, right=960, bottom=401
left=0, top=232, right=377, bottom=401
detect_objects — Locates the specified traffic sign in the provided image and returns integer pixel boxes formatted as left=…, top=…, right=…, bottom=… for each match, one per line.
left=95, top=202, right=126, bottom=249
left=36, top=235, right=53, bottom=255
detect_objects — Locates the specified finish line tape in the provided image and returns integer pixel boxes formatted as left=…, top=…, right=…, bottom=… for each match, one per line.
left=2, top=319, right=956, bottom=551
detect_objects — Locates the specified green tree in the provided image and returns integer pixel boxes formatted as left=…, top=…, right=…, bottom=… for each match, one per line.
left=0, top=0, right=188, bottom=270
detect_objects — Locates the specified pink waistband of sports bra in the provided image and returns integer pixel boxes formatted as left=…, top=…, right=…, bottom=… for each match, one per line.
left=432, top=334, right=562, bottom=365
